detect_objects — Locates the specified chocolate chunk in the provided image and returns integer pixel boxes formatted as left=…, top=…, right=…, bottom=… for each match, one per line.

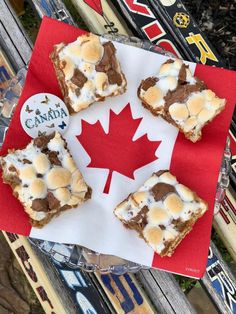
left=75, top=88, right=81, bottom=97
left=22, top=159, right=32, bottom=164
left=141, top=77, right=158, bottom=91
left=172, top=219, right=188, bottom=232
left=164, top=83, right=206, bottom=109
left=71, top=68, right=87, bottom=88
left=85, top=187, right=92, bottom=200
left=155, top=170, right=168, bottom=177
left=95, top=42, right=116, bottom=72
left=159, top=224, right=166, bottom=230
left=34, top=132, right=55, bottom=150
left=32, top=199, right=49, bottom=212
left=47, top=192, right=60, bottom=210
left=9, top=166, right=17, bottom=172
left=151, top=183, right=176, bottom=201
left=107, top=69, right=122, bottom=86
left=37, top=174, right=43, bottom=178
left=60, top=205, right=71, bottom=211
left=178, top=64, right=187, bottom=83
left=48, top=151, right=61, bottom=166
left=165, top=59, right=175, bottom=64
left=128, top=205, right=149, bottom=230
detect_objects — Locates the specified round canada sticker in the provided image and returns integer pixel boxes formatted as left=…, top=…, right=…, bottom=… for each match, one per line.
left=20, top=93, right=70, bottom=138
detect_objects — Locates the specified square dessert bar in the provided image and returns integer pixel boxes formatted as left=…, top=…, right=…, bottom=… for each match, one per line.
left=0, top=132, right=91, bottom=228
left=138, top=59, right=225, bottom=142
left=114, top=170, right=207, bottom=257
left=51, top=33, right=127, bottom=113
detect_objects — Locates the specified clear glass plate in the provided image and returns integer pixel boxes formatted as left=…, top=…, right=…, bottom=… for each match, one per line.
left=0, top=35, right=231, bottom=274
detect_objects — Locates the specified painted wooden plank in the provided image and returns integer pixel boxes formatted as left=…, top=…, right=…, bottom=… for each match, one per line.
left=213, top=187, right=236, bottom=262
left=201, top=241, right=236, bottom=314
left=135, top=269, right=196, bottom=314
left=93, top=272, right=156, bottom=314
left=28, top=0, right=75, bottom=25
left=2, top=232, right=69, bottom=314
left=70, top=0, right=131, bottom=35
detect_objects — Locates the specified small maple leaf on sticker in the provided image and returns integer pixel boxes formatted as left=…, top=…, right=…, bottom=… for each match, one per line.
left=76, top=104, right=161, bottom=193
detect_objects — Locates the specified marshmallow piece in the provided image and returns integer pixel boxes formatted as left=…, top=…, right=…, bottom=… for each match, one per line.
left=207, top=97, right=225, bottom=111
left=54, top=188, right=71, bottom=203
left=187, top=94, right=205, bottom=115
left=143, top=86, right=163, bottom=108
left=81, top=40, right=104, bottom=64
left=60, top=56, right=74, bottom=80
left=47, top=133, right=65, bottom=152
left=203, top=89, right=215, bottom=101
left=81, top=63, right=94, bottom=75
left=176, top=184, right=194, bottom=202
left=74, top=101, right=91, bottom=112
left=159, top=172, right=177, bottom=185
left=131, top=191, right=148, bottom=206
left=158, top=76, right=177, bottom=92
left=68, top=194, right=82, bottom=206
left=95, top=72, right=108, bottom=91
left=148, top=205, right=170, bottom=224
left=46, top=167, right=71, bottom=189
left=198, top=108, right=216, bottom=124
left=71, top=170, right=88, bottom=192
left=164, top=193, right=184, bottom=215
left=159, top=63, right=172, bottom=76
left=19, top=166, right=36, bottom=182
left=29, top=179, right=47, bottom=199
left=66, top=43, right=81, bottom=56
left=183, top=116, right=198, bottom=132
left=169, top=103, right=189, bottom=121
left=143, top=175, right=159, bottom=189
left=33, top=153, right=50, bottom=174
left=83, top=80, right=95, bottom=91
left=62, top=155, right=77, bottom=173
left=143, top=226, right=163, bottom=246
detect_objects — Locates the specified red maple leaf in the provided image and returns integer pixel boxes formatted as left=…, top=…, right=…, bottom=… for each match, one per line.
left=83, top=0, right=103, bottom=16
left=76, top=104, right=161, bottom=193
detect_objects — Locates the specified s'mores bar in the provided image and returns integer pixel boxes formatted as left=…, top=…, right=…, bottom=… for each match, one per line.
left=138, top=59, right=225, bottom=142
left=114, top=170, right=207, bottom=257
left=0, top=132, right=91, bottom=228
left=51, top=33, right=127, bottom=113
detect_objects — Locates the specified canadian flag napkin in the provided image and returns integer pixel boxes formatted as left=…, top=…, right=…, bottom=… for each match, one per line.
left=0, top=17, right=235, bottom=278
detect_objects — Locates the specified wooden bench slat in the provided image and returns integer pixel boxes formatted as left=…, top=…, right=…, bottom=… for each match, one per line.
left=0, top=0, right=32, bottom=70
